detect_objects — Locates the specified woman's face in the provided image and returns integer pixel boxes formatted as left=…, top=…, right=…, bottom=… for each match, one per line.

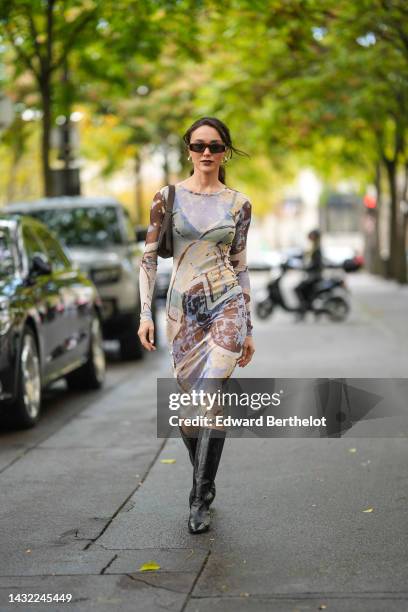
left=188, top=125, right=227, bottom=177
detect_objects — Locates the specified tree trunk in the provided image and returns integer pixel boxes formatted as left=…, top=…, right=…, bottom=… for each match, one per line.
left=396, top=162, right=408, bottom=283
left=61, top=57, right=71, bottom=195
left=401, top=163, right=408, bottom=283
left=40, top=80, right=53, bottom=197
left=371, top=162, right=384, bottom=276
left=384, top=158, right=407, bottom=283
left=384, top=158, right=396, bottom=278
left=39, top=0, right=55, bottom=197
left=395, top=218, right=407, bottom=283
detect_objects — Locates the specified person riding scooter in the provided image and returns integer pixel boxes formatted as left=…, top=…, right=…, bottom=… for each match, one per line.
left=256, top=229, right=350, bottom=322
left=294, top=229, right=323, bottom=319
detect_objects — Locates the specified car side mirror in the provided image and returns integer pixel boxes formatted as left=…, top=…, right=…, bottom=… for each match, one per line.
left=30, top=253, right=52, bottom=276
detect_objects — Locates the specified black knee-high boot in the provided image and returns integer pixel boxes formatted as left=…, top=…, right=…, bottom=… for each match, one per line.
left=178, top=425, right=216, bottom=506
left=188, top=427, right=226, bottom=534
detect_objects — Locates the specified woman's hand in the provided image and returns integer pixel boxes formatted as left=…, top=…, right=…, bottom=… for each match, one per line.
left=237, top=336, right=255, bottom=367
left=138, top=320, right=156, bottom=351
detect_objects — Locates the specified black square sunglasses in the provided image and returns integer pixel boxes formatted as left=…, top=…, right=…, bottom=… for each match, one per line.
left=189, top=142, right=227, bottom=154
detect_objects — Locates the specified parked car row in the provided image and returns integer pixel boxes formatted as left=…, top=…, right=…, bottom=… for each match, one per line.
left=0, top=214, right=106, bottom=428
left=6, top=197, right=155, bottom=359
left=1, top=196, right=155, bottom=429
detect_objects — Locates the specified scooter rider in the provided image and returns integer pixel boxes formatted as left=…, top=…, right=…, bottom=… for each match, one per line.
left=294, top=229, right=323, bottom=319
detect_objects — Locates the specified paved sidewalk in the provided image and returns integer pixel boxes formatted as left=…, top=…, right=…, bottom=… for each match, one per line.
left=247, top=271, right=408, bottom=378
left=0, top=272, right=407, bottom=611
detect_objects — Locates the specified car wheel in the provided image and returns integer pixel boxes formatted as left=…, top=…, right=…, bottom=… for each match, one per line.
left=66, top=315, right=106, bottom=390
left=119, top=313, right=145, bottom=360
left=11, top=327, right=42, bottom=429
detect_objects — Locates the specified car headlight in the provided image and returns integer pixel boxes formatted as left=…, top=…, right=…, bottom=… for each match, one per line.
left=0, top=297, right=12, bottom=336
left=90, top=266, right=122, bottom=285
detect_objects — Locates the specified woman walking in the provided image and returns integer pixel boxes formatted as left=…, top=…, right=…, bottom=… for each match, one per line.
left=138, top=117, right=255, bottom=533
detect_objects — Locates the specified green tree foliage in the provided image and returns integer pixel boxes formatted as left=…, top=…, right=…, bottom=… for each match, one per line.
left=195, top=0, right=407, bottom=280
left=1, top=0, right=407, bottom=280
left=0, top=0, right=200, bottom=195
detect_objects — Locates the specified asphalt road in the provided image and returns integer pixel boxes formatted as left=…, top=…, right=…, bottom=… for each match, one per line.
left=0, top=272, right=407, bottom=612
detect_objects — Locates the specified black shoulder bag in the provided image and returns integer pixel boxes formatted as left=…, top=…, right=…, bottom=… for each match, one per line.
left=157, top=185, right=175, bottom=258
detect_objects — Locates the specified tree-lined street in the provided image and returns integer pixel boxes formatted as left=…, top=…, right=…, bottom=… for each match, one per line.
left=1, top=271, right=407, bottom=611
left=1, top=1, right=407, bottom=283
left=1, top=2, right=408, bottom=610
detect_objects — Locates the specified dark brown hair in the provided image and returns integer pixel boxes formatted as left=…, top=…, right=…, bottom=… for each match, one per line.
left=182, top=117, right=249, bottom=185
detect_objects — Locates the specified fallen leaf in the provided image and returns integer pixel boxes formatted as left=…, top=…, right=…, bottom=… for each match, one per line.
left=318, top=605, right=327, bottom=610
left=240, top=592, right=249, bottom=597
left=160, top=459, right=176, bottom=464
left=25, top=549, right=31, bottom=554
left=363, top=507, right=374, bottom=513
left=139, top=561, right=161, bottom=571
left=348, top=448, right=357, bottom=453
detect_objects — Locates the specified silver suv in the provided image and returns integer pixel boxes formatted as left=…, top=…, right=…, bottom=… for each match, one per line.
left=6, top=197, right=152, bottom=359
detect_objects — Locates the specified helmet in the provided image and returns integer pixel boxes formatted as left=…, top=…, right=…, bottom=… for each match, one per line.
left=308, top=229, right=320, bottom=241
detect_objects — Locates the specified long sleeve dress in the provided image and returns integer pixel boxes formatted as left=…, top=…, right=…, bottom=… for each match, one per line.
left=139, top=183, right=253, bottom=392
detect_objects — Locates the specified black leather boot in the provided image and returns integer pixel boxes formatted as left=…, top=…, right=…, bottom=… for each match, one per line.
left=188, top=427, right=226, bottom=534
left=178, top=425, right=216, bottom=506
left=178, top=424, right=197, bottom=464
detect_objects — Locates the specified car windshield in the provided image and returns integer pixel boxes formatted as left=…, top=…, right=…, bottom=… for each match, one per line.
left=27, top=206, right=123, bottom=248
left=0, top=227, right=15, bottom=277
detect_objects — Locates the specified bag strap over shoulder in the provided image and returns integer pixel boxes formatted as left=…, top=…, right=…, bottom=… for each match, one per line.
left=164, top=185, right=175, bottom=213
left=157, top=185, right=175, bottom=258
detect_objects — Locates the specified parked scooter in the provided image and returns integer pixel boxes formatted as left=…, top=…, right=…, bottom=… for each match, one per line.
left=255, top=261, right=350, bottom=322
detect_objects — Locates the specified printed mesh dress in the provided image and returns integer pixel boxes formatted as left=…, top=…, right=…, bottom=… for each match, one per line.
left=139, top=183, right=253, bottom=403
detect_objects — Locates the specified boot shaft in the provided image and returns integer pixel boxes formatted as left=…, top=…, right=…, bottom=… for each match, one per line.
left=193, top=428, right=226, bottom=501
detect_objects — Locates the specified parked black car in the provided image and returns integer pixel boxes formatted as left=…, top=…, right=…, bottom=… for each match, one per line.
left=0, top=214, right=106, bottom=428
left=6, top=197, right=154, bottom=359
